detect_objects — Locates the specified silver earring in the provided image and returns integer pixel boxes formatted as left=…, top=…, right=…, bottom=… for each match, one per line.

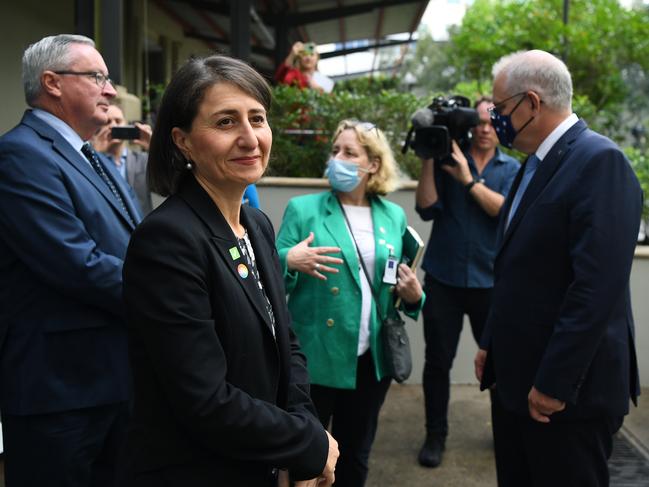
left=185, top=161, right=193, bottom=170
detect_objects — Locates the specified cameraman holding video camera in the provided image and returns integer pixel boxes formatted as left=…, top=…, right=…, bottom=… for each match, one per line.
left=414, top=97, right=519, bottom=468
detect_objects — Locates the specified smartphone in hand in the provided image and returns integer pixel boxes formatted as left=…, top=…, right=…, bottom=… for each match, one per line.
left=111, top=125, right=140, bottom=140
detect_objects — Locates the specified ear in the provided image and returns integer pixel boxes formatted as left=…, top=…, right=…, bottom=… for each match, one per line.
left=41, top=71, right=62, bottom=98
left=368, top=156, right=381, bottom=174
left=528, top=90, right=542, bottom=114
left=171, top=127, right=191, bottom=159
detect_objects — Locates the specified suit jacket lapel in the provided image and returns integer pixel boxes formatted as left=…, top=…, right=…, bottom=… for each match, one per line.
left=241, top=207, right=287, bottom=337
left=240, top=207, right=294, bottom=405
left=99, top=152, right=142, bottom=224
left=23, top=112, right=137, bottom=229
left=178, top=176, right=275, bottom=337
left=322, top=192, right=362, bottom=291
left=497, top=120, right=587, bottom=256
left=496, top=162, right=525, bottom=250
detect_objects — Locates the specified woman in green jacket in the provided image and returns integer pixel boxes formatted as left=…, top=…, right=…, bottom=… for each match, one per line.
left=276, top=120, right=424, bottom=487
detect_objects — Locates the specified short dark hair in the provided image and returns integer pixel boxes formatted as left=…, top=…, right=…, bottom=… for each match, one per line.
left=148, top=55, right=272, bottom=196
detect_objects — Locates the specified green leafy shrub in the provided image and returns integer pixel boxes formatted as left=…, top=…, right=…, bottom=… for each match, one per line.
left=625, top=147, right=649, bottom=218
left=268, top=85, right=423, bottom=178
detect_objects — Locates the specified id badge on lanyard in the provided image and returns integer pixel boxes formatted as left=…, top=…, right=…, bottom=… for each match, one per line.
left=383, top=244, right=398, bottom=285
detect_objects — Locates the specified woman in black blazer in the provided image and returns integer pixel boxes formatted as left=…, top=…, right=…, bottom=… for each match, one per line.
left=121, top=55, right=337, bottom=487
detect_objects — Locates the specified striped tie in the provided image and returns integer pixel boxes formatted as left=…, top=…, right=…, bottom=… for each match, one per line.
left=81, top=143, right=135, bottom=227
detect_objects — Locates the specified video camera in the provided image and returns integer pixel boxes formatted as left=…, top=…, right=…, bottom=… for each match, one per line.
left=402, top=95, right=480, bottom=165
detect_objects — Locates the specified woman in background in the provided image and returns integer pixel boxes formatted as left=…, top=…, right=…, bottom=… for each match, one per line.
left=275, top=41, right=324, bottom=91
left=276, top=120, right=424, bottom=487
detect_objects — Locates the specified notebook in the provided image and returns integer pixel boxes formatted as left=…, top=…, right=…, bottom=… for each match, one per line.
left=401, top=225, right=425, bottom=271
left=394, top=226, right=425, bottom=308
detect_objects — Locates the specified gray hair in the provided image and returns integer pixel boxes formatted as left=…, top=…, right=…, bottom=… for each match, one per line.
left=492, top=50, right=573, bottom=112
left=22, top=34, right=95, bottom=106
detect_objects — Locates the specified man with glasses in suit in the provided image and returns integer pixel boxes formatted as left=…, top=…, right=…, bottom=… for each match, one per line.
left=0, top=34, right=139, bottom=486
left=475, top=49, right=641, bottom=487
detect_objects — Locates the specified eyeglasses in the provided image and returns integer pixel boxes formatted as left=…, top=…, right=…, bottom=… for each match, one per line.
left=344, top=119, right=378, bottom=133
left=489, top=92, right=527, bottom=117
left=53, top=71, right=113, bottom=88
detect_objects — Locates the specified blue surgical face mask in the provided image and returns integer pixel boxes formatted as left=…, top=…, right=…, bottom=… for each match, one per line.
left=325, top=158, right=369, bottom=193
left=490, top=93, right=534, bottom=149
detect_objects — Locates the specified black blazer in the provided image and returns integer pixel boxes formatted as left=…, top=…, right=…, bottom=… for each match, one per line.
left=122, top=176, right=328, bottom=486
left=480, top=120, right=642, bottom=420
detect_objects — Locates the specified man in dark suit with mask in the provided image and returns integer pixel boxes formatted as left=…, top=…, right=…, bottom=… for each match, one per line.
left=0, top=34, right=140, bottom=486
left=475, top=49, right=642, bottom=487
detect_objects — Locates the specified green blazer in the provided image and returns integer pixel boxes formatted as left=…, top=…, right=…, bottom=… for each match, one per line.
left=276, top=191, right=424, bottom=389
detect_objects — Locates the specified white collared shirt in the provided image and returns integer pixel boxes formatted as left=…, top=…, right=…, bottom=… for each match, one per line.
left=534, top=113, right=579, bottom=161
left=31, top=108, right=90, bottom=165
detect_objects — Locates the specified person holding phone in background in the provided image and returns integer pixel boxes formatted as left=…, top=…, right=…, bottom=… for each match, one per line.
left=92, top=104, right=154, bottom=214
left=275, top=41, right=330, bottom=92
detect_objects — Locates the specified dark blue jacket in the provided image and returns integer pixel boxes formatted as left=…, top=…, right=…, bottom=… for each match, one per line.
left=480, top=120, right=641, bottom=420
left=0, top=110, right=139, bottom=414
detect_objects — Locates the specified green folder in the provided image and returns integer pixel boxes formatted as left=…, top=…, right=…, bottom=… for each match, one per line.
left=394, top=226, right=425, bottom=308
left=401, top=225, right=425, bottom=271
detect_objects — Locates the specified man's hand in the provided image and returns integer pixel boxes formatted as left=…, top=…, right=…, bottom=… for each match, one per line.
left=474, top=348, right=487, bottom=382
left=91, top=124, right=113, bottom=153
left=528, top=386, right=565, bottom=423
left=133, top=122, right=152, bottom=151
left=440, top=140, right=473, bottom=185
left=286, top=232, right=343, bottom=280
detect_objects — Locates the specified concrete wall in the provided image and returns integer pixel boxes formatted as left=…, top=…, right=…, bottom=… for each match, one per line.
left=255, top=178, right=649, bottom=387
left=0, top=0, right=74, bottom=134
left=630, top=254, right=649, bottom=386
left=0, top=0, right=213, bottom=135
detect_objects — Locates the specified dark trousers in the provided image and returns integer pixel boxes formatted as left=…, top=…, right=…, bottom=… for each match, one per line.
left=491, top=391, right=622, bottom=487
left=2, top=401, right=130, bottom=487
left=422, top=275, right=492, bottom=437
left=310, top=350, right=391, bottom=487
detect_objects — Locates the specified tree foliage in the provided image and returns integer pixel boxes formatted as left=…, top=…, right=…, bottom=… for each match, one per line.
left=268, top=85, right=423, bottom=178
left=267, top=0, right=649, bottom=187
left=401, top=26, right=459, bottom=96
left=446, top=0, right=649, bottom=111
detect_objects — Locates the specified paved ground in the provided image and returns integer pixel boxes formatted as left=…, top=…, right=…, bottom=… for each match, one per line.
left=367, top=384, right=497, bottom=487
left=367, top=384, right=649, bottom=487
left=0, top=385, right=646, bottom=486
left=623, top=390, right=649, bottom=460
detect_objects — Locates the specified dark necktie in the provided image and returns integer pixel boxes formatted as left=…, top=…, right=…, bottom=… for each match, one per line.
left=81, top=143, right=135, bottom=227
left=506, top=154, right=541, bottom=229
